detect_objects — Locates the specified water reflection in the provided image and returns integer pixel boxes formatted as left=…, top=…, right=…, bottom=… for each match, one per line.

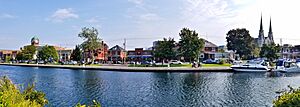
left=1, top=65, right=300, bottom=107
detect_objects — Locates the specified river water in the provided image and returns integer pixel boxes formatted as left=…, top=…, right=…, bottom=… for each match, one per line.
left=0, top=65, right=300, bottom=107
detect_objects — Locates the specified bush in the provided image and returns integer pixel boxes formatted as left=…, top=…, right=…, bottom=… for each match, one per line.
left=0, top=76, right=101, bottom=107
left=76, top=100, right=101, bottom=107
left=218, top=59, right=225, bottom=65
left=273, top=85, right=300, bottom=107
left=0, top=76, right=48, bottom=107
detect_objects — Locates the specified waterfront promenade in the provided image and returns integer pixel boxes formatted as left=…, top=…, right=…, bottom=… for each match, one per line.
left=0, top=63, right=232, bottom=72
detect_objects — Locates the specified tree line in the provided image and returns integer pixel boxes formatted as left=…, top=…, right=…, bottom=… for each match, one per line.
left=226, top=28, right=280, bottom=61
left=70, top=27, right=206, bottom=64
left=16, top=45, right=58, bottom=63
left=154, top=28, right=205, bottom=64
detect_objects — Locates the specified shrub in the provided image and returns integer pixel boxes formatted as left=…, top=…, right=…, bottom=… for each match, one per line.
left=273, top=85, right=300, bottom=107
left=76, top=100, right=101, bottom=107
left=0, top=76, right=48, bottom=107
left=218, top=59, right=225, bottom=65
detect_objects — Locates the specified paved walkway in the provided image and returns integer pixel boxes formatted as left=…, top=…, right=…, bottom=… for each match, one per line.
left=0, top=63, right=232, bottom=72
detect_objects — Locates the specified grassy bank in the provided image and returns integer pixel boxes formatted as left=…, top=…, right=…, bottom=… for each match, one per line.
left=128, top=64, right=192, bottom=67
left=128, top=63, right=231, bottom=67
left=202, top=63, right=232, bottom=67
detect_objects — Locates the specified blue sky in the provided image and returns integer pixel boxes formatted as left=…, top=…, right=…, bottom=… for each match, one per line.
left=1, top=0, right=300, bottom=50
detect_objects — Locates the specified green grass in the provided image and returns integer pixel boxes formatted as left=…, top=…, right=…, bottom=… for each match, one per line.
left=128, top=64, right=192, bottom=67
left=128, top=63, right=231, bottom=68
left=201, top=63, right=232, bottom=67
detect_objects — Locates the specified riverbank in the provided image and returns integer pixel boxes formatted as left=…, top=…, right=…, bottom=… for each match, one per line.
left=0, top=63, right=232, bottom=72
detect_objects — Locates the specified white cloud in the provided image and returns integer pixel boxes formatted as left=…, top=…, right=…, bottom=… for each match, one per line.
left=128, top=0, right=143, bottom=5
left=86, top=17, right=99, bottom=23
left=139, top=13, right=161, bottom=21
left=49, top=8, right=78, bottom=22
left=0, top=13, right=15, bottom=19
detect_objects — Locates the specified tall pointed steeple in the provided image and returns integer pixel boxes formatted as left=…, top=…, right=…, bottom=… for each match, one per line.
left=260, top=14, right=263, bottom=31
left=258, top=13, right=265, bottom=47
left=268, top=17, right=274, bottom=43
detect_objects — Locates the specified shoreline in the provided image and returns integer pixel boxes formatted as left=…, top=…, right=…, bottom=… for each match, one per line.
left=0, top=63, right=232, bottom=72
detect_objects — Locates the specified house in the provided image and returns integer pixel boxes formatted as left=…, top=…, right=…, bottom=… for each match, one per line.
left=127, top=48, right=153, bottom=62
left=94, top=42, right=109, bottom=63
left=108, top=45, right=126, bottom=63
left=0, top=50, right=19, bottom=61
left=200, top=39, right=218, bottom=60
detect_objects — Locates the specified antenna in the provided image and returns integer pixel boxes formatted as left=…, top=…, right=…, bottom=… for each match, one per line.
left=123, top=38, right=126, bottom=50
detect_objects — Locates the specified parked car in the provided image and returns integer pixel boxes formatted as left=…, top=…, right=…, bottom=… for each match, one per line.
left=141, top=61, right=152, bottom=65
left=37, top=60, right=45, bottom=64
left=169, top=60, right=182, bottom=64
left=203, top=59, right=218, bottom=64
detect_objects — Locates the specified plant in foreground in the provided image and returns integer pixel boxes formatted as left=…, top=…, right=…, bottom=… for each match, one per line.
left=273, top=85, right=300, bottom=107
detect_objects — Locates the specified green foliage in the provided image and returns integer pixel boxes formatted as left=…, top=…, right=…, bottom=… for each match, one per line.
left=201, top=63, right=232, bottom=67
left=38, top=45, right=59, bottom=62
left=226, top=28, right=255, bottom=59
left=0, top=76, right=48, bottom=107
left=23, top=84, right=48, bottom=106
left=19, top=45, right=37, bottom=60
left=128, top=64, right=192, bottom=67
left=218, top=59, right=225, bottom=65
left=153, top=37, right=176, bottom=64
left=4, top=56, right=12, bottom=63
left=178, top=28, right=205, bottom=62
left=76, top=100, right=101, bottom=107
left=78, top=27, right=102, bottom=63
left=273, top=85, right=300, bottom=107
left=260, top=43, right=280, bottom=61
left=71, top=45, right=83, bottom=61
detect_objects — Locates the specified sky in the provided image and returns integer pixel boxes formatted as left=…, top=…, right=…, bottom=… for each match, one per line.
left=1, top=0, right=300, bottom=50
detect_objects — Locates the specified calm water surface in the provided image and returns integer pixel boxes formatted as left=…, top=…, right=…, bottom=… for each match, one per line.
left=1, top=65, right=300, bottom=107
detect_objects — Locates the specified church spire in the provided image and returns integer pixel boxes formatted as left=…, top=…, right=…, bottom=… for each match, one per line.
left=268, top=17, right=274, bottom=43
left=260, top=14, right=263, bottom=31
left=257, top=13, right=265, bottom=47
left=269, top=17, right=272, bottom=33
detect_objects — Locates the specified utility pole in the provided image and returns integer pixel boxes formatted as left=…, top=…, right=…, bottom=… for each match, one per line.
left=280, top=38, right=283, bottom=59
left=123, top=38, right=126, bottom=64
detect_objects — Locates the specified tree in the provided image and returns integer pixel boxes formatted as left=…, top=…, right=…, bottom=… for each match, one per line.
left=153, top=37, right=176, bottom=65
left=78, top=27, right=102, bottom=63
left=260, top=43, right=280, bottom=61
left=21, top=45, right=37, bottom=60
left=178, top=28, right=205, bottom=62
left=226, top=28, right=255, bottom=59
left=16, top=52, right=24, bottom=61
left=71, top=45, right=82, bottom=61
left=38, top=45, right=58, bottom=62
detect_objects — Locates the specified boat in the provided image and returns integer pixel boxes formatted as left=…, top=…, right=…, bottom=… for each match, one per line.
left=274, top=59, right=300, bottom=73
left=231, top=59, right=270, bottom=72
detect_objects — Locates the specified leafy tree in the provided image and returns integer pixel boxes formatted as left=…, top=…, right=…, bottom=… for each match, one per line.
left=38, top=45, right=58, bottom=62
left=252, top=47, right=261, bottom=58
left=16, top=52, right=24, bottom=61
left=78, top=27, right=102, bottom=63
left=18, top=45, right=37, bottom=60
left=4, top=56, right=12, bottom=63
left=71, top=45, right=83, bottom=61
left=153, top=37, right=176, bottom=65
left=178, top=28, right=205, bottom=62
left=260, top=43, right=280, bottom=61
left=226, top=28, right=255, bottom=59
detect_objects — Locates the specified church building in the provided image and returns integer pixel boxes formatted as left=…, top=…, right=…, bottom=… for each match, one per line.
left=255, top=15, right=274, bottom=47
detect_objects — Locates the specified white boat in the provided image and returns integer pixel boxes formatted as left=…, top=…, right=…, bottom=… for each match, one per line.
left=231, top=60, right=270, bottom=72
left=274, top=59, right=300, bottom=73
